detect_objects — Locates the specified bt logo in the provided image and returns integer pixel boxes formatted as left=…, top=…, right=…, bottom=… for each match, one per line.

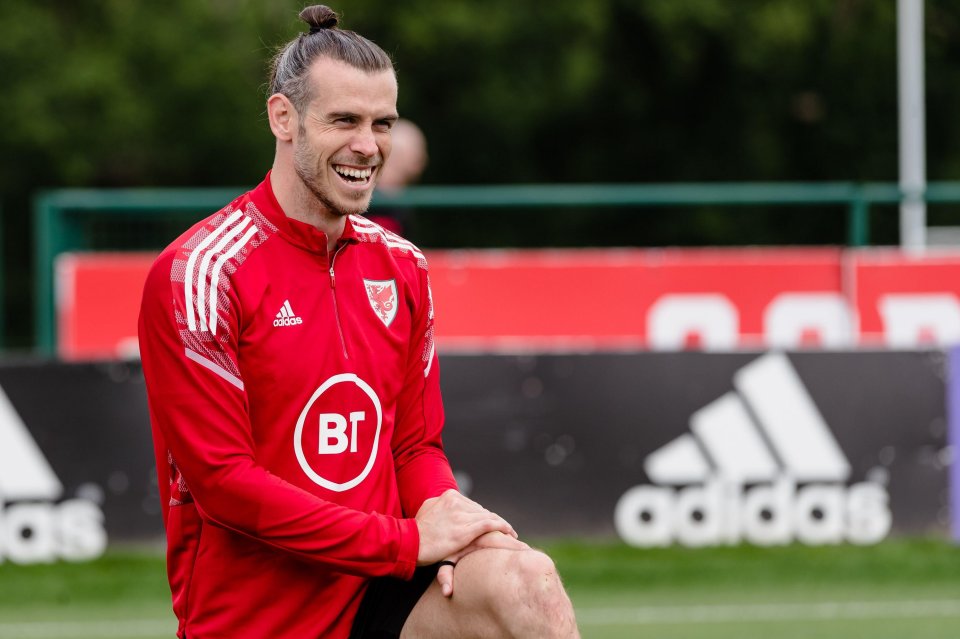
left=295, top=374, right=382, bottom=492
left=318, top=412, right=367, bottom=454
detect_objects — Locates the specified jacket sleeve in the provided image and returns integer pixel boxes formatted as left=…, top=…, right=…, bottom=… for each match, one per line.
left=391, top=264, right=459, bottom=518
left=139, top=247, right=418, bottom=579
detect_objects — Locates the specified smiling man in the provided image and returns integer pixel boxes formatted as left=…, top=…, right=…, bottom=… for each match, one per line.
left=138, top=5, right=578, bottom=639
left=280, top=51, right=395, bottom=232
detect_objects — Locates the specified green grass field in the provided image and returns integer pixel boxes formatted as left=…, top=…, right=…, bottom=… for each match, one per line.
left=1, top=539, right=958, bottom=638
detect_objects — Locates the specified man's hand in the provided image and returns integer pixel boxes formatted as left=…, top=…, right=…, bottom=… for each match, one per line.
left=436, top=531, right=530, bottom=597
left=415, top=490, right=516, bottom=567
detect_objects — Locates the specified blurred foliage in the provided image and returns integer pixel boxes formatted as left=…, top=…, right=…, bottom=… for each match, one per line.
left=2, top=0, right=960, bottom=345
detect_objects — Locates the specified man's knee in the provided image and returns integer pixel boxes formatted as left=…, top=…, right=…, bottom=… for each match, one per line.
left=490, top=550, right=578, bottom=638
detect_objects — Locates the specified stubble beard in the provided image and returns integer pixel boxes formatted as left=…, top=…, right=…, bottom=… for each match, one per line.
left=294, top=141, right=373, bottom=219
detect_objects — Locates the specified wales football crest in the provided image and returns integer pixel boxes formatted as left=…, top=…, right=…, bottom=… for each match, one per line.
left=363, top=279, right=398, bottom=327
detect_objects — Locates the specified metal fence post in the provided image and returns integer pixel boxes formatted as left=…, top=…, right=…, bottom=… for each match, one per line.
left=848, top=187, right=870, bottom=247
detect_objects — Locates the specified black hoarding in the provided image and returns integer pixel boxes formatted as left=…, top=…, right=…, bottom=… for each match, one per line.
left=0, top=360, right=157, bottom=562
left=440, top=351, right=949, bottom=545
left=0, top=351, right=948, bottom=558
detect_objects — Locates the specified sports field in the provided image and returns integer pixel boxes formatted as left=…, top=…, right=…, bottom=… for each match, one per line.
left=0, top=538, right=958, bottom=638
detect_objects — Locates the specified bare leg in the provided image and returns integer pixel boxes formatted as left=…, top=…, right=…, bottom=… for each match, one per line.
left=401, top=548, right=580, bottom=639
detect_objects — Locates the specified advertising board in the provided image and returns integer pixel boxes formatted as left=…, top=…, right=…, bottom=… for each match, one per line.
left=55, top=248, right=960, bottom=359
left=0, top=351, right=948, bottom=561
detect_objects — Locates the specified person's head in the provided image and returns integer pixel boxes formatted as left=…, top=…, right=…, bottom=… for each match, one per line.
left=266, top=5, right=398, bottom=218
left=376, top=118, right=428, bottom=191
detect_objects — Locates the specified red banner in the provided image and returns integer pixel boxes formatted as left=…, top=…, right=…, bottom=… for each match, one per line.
left=55, top=248, right=960, bottom=360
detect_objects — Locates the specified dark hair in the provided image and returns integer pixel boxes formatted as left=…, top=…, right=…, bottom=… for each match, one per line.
left=268, top=5, right=394, bottom=113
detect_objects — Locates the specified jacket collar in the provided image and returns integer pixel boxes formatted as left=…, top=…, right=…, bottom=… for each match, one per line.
left=250, top=171, right=359, bottom=255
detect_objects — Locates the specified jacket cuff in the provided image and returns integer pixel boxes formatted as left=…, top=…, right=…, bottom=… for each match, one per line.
left=392, top=517, right=420, bottom=580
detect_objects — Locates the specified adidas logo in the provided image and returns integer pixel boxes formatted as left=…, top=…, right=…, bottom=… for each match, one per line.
left=614, top=353, right=892, bottom=548
left=0, top=384, right=106, bottom=563
left=273, top=300, right=303, bottom=327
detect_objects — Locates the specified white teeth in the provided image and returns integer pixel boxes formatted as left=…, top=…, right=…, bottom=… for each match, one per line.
left=334, top=166, right=373, bottom=180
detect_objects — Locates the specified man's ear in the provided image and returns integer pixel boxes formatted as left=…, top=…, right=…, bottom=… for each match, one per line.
left=267, top=93, right=297, bottom=142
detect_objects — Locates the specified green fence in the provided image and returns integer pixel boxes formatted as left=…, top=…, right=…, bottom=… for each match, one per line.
left=32, top=181, right=960, bottom=353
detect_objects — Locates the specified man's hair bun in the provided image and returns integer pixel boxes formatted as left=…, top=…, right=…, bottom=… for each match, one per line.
left=270, top=4, right=392, bottom=110
left=299, top=5, right=339, bottom=33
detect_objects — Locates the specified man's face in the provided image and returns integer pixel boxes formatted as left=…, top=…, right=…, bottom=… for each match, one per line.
left=293, top=57, right=398, bottom=218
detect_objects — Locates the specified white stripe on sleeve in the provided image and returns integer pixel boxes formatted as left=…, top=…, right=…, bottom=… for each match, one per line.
left=185, top=211, right=243, bottom=331
left=208, top=225, right=259, bottom=334
left=184, top=348, right=245, bottom=391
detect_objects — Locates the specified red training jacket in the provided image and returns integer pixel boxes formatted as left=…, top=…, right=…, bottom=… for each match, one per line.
left=138, top=174, right=457, bottom=638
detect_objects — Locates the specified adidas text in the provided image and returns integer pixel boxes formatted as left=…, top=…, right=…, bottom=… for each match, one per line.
left=616, top=353, right=894, bottom=548
left=0, top=379, right=107, bottom=564
left=274, top=300, right=302, bottom=327
left=273, top=316, right=303, bottom=327
left=0, top=499, right=107, bottom=563
left=615, top=478, right=891, bottom=547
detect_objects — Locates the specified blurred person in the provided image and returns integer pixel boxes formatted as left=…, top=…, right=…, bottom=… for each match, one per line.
left=367, top=118, right=428, bottom=235
left=138, top=5, right=579, bottom=639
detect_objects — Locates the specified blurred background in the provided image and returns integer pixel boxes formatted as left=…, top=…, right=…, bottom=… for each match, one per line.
left=2, top=0, right=960, bottom=348
left=2, top=1, right=960, bottom=637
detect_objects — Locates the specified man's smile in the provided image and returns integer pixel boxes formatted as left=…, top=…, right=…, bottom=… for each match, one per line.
left=333, top=164, right=375, bottom=187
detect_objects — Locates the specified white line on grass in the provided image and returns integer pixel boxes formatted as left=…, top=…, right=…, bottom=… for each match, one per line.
left=0, top=619, right=174, bottom=638
left=6, top=600, right=960, bottom=635
left=576, top=600, right=960, bottom=626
